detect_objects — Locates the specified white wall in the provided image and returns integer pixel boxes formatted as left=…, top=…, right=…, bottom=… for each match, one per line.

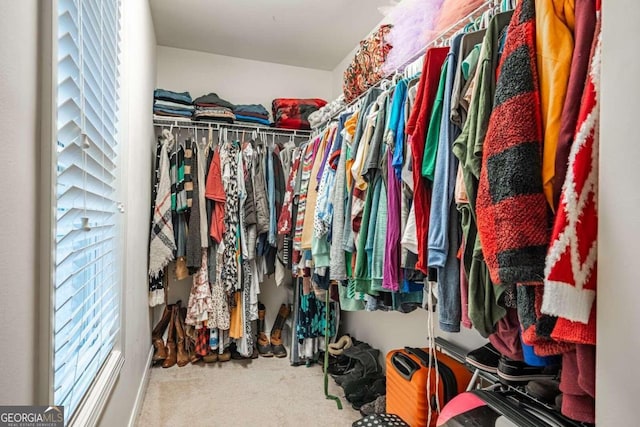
left=98, top=0, right=157, bottom=425
left=156, top=46, right=333, bottom=114
left=597, top=2, right=640, bottom=425
left=0, top=0, right=38, bottom=405
left=345, top=310, right=488, bottom=367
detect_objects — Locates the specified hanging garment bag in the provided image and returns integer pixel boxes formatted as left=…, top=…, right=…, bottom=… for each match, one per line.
left=386, top=347, right=473, bottom=426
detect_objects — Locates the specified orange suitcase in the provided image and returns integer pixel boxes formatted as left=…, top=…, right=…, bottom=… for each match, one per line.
left=386, top=347, right=473, bottom=427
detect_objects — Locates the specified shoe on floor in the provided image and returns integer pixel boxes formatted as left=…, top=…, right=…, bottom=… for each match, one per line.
left=344, top=376, right=386, bottom=409
left=218, top=349, right=232, bottom=363
left=555, top=393, right=563, bottom=411
left=257, top=303, right=273, bottom=357
left=465, top=343, right=501, bottom=373
left=525, top=379, right=561, bottom=405
left=359, top=395, right=386, bottom=417
left=329, top=335, right=353, bottom=356
left=497, top=356, right=559, bottom=383
left=202, top=352, right=218, bottom=363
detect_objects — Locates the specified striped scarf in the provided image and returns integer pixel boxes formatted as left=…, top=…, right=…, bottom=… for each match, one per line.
left=293, top=139, right=317, bottom=250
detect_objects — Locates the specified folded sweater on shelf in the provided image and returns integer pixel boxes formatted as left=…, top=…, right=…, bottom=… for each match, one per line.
left=233, top=104, right=270, bottom=117
left=235, top=114, right=271, bottom=126
left=154, top=88, right=193, bottom=105
left=193, top=92, right=235, bottom=109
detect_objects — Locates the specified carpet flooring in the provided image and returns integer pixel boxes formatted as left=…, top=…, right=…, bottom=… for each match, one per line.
left=136, top=355, right=361, bottom=427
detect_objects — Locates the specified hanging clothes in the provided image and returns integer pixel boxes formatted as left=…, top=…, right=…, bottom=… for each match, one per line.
left=428, top=33, right=464, bottom=333
left=407, top=47, right=448, bottom=274
left=205, top=148, right=226, bottom=243
left=148, top=130, right=176, bottom=306
left=452, top=11, right=513, bottom=338
left=543, top=8, right=600, bottom=347
left=536, top=0, right=576, bottom=209
left=553, top=0, right=597, bottom=207
left=220, top=140, right=241, bottom=294
left=186, top=141, right=202, bottom=272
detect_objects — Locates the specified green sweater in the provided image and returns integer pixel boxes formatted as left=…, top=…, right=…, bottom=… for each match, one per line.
left=422, top=60, right=449, bottom=181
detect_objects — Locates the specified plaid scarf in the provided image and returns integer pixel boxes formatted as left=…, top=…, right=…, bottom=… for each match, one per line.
left=149, top=131, right=176, bottom=306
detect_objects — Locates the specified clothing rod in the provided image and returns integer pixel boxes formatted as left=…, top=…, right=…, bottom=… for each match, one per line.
left=153, top=116, right=312, bottom=138
left=320, top=0, right=496, bottom=127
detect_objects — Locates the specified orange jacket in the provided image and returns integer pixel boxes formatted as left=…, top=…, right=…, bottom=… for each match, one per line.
left=536, top=0, right=575, bottom=210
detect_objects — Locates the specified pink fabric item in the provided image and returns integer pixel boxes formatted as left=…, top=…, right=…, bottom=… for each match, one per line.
left=458, top=242, right=472, bottom=329
left=577, top=344, right=596, bottom=398
left=382, top=0, right=445, bottom=75
left=436, top=392, right=487, bottom=425
left=433, top=0, right=486, bottom=35
left=489, top=308, right=523, bottom=361
left=561, top=349, right=595, bottom=423
left=383, top=149, right=401, bottom=291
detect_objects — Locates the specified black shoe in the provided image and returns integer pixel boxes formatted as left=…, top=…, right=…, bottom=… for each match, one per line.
left=525, top=379, right=561, bottom=405
left=465, top=343, right=501, bottom=373
left=497, top=356, right=559, bottom=383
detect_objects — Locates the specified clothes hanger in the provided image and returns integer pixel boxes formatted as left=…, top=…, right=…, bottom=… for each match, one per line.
left=392, top=70, right=403, bottom=85
left=208, top=126, right=214, bottom=151
left=463, top=14, right=476, bottom=33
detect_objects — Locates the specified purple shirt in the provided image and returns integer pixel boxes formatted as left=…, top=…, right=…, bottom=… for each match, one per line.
left=383, top=149, right=402, bottom=291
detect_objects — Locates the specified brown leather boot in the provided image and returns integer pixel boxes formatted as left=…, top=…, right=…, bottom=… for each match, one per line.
left=257, top=303, right=272, bottom=357
left=162, top=306, right=178, bottom=368
left=270, top=304, right=291, bottom=358
left=151, top=304, right=172, bottom=362
left=183, top=320, right=200, bottom=364
left=175, top=307, right=190, bottom=367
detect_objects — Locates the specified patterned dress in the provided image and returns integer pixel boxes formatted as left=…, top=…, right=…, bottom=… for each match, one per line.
left=220, top=141, right=240, bottom=294
left=185, top=249, right=214, bottom=327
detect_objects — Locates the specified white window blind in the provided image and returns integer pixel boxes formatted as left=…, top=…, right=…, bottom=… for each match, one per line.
left=54, top=0, right=121, bottom=419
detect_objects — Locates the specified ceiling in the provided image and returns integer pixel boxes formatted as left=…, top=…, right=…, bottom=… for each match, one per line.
left=149, top=0, right=385, bottom=71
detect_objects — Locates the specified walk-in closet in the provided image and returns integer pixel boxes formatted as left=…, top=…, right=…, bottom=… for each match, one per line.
left=2, top=0, right=638, bottom=426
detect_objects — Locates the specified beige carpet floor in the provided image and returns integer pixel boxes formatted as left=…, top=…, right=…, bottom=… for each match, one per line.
left=136, top=355, right=361, bottom=427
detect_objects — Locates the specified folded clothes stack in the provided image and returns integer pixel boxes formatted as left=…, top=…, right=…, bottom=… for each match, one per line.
left=193, top=93, right=236, bottom=123
left=153, top=89, right=194, bottom=118
left=272, top=98, right=327, bottom=130
left=233, top=104, right=271, bottom=126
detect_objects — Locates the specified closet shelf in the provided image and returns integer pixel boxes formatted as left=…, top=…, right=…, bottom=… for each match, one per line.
left=153, top=115, right=312, bottom=139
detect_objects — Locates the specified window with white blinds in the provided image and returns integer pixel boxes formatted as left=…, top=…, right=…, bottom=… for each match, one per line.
left=54, top=0, right=121, bottom=419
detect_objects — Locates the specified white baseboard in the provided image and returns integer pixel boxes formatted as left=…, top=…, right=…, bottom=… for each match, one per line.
left=127, top=346, right=154, bottom=427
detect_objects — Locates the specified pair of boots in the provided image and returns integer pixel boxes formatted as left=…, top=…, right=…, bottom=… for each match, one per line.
left=256, top=303, right=290, bottom=358
left=151, top=301, right=189, bottom=368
